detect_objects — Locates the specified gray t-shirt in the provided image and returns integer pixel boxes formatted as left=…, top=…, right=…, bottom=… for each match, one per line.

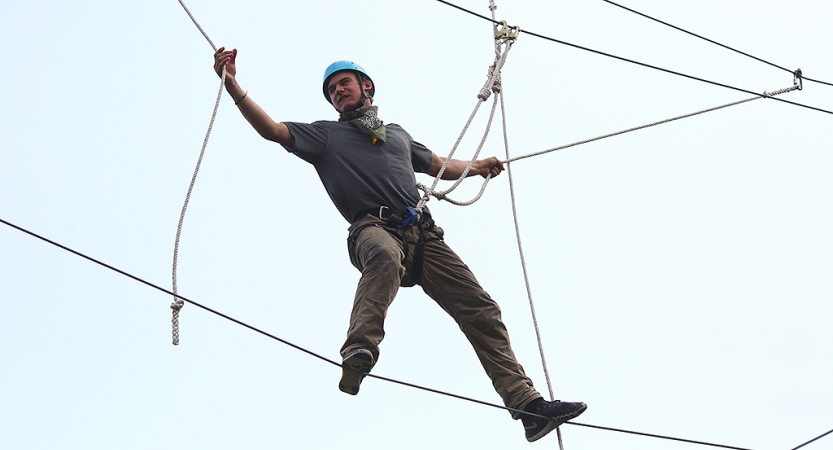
left=282, top=121, right=433, bottom=227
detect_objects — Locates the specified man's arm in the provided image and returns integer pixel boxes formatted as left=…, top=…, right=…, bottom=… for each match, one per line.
left=425, top=152, right=504, bottom=179
left=214, top=47, right=294, bottom=147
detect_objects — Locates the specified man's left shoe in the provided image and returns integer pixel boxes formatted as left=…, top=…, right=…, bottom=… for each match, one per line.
left=338, top=348, right=374, bottom=395
left=521, top=398, right=587, bottom=442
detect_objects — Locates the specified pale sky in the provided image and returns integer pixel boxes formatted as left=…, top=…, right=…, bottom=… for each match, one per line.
left=2, top=1, right=832, bottom=449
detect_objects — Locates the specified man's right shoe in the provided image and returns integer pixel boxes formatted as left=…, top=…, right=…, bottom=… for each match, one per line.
left=338, top=348, right=374, bottom=395
left=521, top=398, right=587, bottom=442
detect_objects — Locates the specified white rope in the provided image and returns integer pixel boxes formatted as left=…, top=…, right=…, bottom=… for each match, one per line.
left=500, top=86, right=566, bottom=449
left=506, top=83, right=802, bottom=164
left=486, top=3, right=563, bottom=448
left=176, top=0, right=218, bottom=52
left=415, top=24, right=516, bottom=213
left=171, top=0, right=224, bottom=345
left=426, top=83, right=801, bottom=206
left=435, top=96, right=497, bottom=196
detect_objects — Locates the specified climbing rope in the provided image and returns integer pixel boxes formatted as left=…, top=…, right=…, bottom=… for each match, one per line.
left=506, top=82, right=802, bottom=164
left=484, top=3, right=564, bottom=448
left=414, top=12, right=517, bottom=213
left=423, top=81, right=802, bottom=206
left=171, top=0, right=224, bottom=345
left=418, top=2, right=568, bottom=447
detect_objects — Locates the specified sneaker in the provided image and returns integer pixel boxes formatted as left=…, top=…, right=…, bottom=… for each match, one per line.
left=521, top=398, right=587, bottom=442
left=338, top=348, right=374, bottom=395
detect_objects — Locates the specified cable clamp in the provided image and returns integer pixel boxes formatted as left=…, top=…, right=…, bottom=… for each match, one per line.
left=793, top=68, right=803, bottom=90
left=494, top=21, right=520, bottom=43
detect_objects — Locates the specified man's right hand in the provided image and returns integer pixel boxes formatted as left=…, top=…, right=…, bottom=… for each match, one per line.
left=214, top=47, right=237, bottom=79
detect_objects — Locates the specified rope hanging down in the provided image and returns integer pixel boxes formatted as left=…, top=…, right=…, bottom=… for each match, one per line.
left=416, top=2, right=568, bottom=447
left=482, top=3, right=566, bottom=448
left=170, top=0, right=224, bottom=345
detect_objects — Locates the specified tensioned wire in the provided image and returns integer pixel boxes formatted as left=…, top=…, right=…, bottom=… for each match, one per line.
left=1, top=215, right=775, bottom=450
left=599, top=0, right=833, bottom=88
left=434, top=0, right=833, bottom=116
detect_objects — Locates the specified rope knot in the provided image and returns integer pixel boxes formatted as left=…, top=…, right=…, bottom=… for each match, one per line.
left=478, top=64, right=498, bottom=100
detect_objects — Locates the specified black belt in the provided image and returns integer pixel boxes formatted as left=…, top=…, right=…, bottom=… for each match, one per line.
left=362, top=206, right=436, bottom=285
left=364, top=206, right=434, bottom=230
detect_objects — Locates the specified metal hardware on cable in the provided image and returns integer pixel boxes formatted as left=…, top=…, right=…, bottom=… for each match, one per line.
left=495, top=20, right=520, bottom=43
left=794, top=69, right=803, bottom=90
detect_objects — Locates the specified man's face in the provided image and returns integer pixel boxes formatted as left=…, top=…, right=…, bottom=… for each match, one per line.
left=327, top=71, right=368, bottom=112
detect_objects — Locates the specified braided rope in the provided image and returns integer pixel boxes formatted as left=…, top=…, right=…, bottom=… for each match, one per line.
left=416, top=100, right=483, bottom=212
left=171, top=0, right=224, bottom=345
left=424, top=83, right=800, bottom=206
left=176, top=0, right=217, bottom=52
left=434, top=96, right=500, bottom=197
left=500, top=89, right=555, bottom=400
left=486, top=3, right=562, bottom=447
left=415, top=31, right=515, bottom=213
left=506, top=83, right=801, bottom=164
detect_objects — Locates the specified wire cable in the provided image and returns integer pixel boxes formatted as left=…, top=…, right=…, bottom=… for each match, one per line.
left=600, top=0, right=833, bottom=88
left=1, top=215, right=762, bottom=450
left=789, top=427, right=833, bottom=450
left=433, top=0, right=833, bottom=116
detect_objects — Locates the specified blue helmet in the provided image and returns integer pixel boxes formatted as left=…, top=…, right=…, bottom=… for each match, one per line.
left=322, top=60, right=375, bottom=104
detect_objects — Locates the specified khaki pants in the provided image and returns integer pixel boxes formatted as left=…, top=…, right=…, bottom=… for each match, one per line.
left=342, top=214, right=540, bottom=417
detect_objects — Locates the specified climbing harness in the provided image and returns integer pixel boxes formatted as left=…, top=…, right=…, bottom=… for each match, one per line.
left=354, top=207, right=437, bottom=285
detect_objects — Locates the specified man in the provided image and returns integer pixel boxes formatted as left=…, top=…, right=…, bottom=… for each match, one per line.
left=213, top=47, right=586, bottom=442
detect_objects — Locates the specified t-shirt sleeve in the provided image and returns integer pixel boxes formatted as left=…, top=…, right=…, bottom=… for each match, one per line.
left=410, top=139, right=433, bottom=173
left=393, top=125, right=432, bottom=173
left=281, top=121, right=330, bottom=164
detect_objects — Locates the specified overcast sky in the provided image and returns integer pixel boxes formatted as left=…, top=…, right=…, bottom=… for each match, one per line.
left=2, top=1, right=832, bottom=449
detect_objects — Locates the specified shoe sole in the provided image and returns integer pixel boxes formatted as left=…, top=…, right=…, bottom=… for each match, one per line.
left=526, top=403, right=588, bottom=443
left=338, top=352, right=373, bottom=395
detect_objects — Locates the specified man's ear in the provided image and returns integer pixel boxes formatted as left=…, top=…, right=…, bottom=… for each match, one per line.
left=362, top=78, right=373, bottom=96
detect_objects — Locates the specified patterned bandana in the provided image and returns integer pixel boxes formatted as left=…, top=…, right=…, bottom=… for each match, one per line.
left=338, top=105, right=387, bottom=144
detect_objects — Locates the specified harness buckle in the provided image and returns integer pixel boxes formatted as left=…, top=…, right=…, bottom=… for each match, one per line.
left=378, top=206, right=391, bottom=221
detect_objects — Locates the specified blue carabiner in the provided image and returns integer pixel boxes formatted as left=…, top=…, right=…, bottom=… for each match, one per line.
left=402, top=206, right=420, bottom=227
